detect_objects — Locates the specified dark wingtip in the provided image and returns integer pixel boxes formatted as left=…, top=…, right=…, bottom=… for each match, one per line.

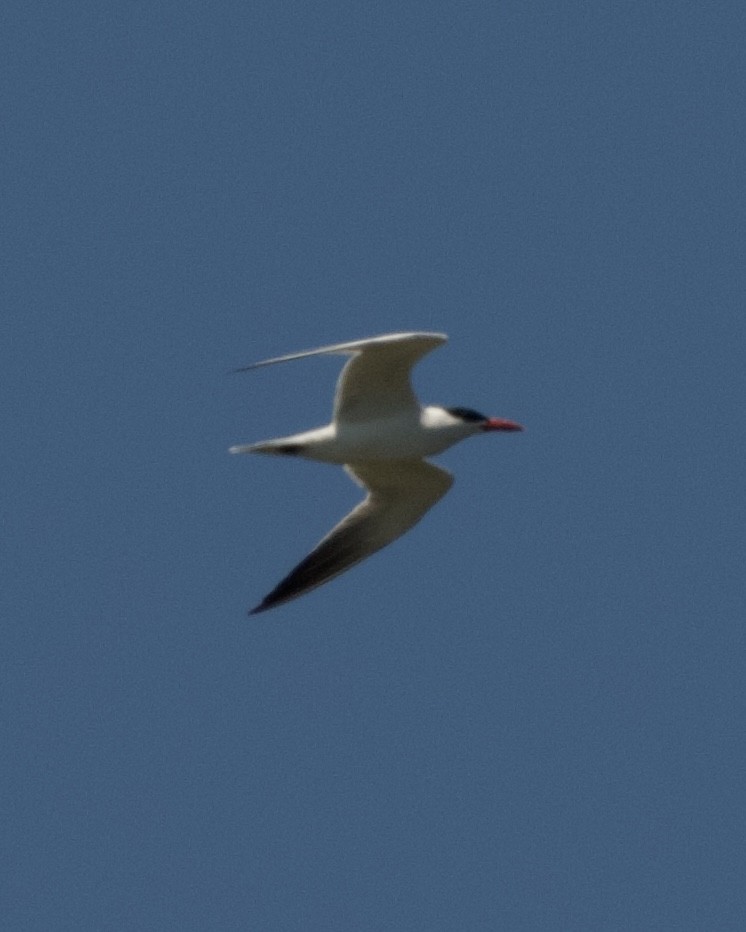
left=249, top=594, right=286, bottom=615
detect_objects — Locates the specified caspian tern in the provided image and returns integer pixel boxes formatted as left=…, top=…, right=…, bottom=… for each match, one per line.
left=230, top=332, right=522, bottom=615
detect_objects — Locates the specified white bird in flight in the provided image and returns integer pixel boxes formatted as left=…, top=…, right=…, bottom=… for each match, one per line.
left=230, top=332, right=523, bottom=615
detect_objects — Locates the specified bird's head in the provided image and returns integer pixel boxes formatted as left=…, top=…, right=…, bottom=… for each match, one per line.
left=444, top=406, right=524, bottom=433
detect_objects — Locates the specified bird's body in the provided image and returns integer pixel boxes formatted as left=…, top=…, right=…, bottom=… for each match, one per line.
left=234, top=405, right=489, bottom=463
left=230, top=332, right=522, bottom=614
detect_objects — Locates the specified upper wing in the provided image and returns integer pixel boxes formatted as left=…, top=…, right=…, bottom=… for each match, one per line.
left=333, top=333, right=446, bottom=423
left=234, top=332, right=447, bottom=424
left=249, top=459, right=454, bottom=615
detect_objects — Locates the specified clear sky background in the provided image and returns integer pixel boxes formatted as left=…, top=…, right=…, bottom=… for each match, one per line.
left=4, top=2, right=746, bottom=929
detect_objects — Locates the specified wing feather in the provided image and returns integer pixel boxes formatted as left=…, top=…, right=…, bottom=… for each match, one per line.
left=249, top=460, right=453, bottom=615
left=333, top=334, right=445, bottom=423
left=233, top=331, right=447, bottom=424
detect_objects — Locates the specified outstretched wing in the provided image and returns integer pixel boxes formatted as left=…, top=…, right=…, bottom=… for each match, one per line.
left=250, top=459, right=453, bottom=615
left=332, top=333, right=446, bottom=423
left=234, top=331, right=447, bottom=424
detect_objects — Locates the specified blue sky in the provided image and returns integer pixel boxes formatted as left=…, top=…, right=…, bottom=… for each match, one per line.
left=4, top=1, right=746, bottom=929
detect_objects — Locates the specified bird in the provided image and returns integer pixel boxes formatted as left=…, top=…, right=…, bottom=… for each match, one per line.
left=230, top=332, right=522, bottom=615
